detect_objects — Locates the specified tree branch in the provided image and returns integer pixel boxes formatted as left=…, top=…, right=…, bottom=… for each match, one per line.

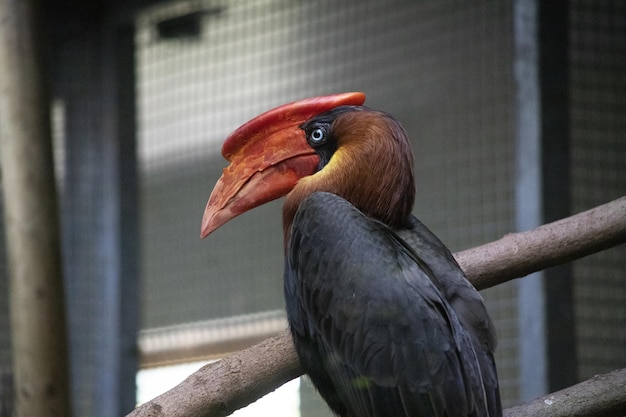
left=456, top=196, right=626, bottom=290
left=127, top=196, right=626, bottom=417
left=504, top=368, right=626, bottom=417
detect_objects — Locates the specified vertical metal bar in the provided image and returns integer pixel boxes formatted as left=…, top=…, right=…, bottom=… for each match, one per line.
left=98, top=21, right=140, bottom=417
left=116, top=22, right=141, bottom=415
left=537, top=0, right=575, bottom=393
left=514, top=0, right=574, bottom=401
left=55, top=29, right=103, bottom=417
left=53, top=8, right=139, bottom=416
left=513, top=0, right=548, bottom=401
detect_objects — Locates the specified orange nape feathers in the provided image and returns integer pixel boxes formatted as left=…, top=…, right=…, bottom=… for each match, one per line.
left=283, top=110, right=416, bottom=238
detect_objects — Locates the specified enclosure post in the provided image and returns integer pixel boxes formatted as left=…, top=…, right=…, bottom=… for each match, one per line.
left=513, top=0, right=548, bottom=400
left=514, top=0, right=574, bottom=401
left=0, top=1, right=72, bottom=416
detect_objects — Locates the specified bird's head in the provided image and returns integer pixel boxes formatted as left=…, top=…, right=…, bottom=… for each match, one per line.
left=201, top=92, right=415, bottom=239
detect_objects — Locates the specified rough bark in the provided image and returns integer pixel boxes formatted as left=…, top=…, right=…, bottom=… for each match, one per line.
left=504, top=368, right=626, bottom=417
left=131, top=329, right=300, bottom=417
left=127, top=197, right=626, bottom=417
left=455, top=196, right=626, bottom=290
left=0, top=1, right=72, bottom=416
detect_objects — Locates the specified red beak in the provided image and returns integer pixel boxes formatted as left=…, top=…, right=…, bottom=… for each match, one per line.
left=201, top=92, right=366, bottom=238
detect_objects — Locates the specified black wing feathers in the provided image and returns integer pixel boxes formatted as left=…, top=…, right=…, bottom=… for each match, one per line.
left=285, top=192, right=500, bottom=417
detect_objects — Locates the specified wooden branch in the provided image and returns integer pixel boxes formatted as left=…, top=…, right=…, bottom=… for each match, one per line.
left=504, top=368, right=626, bottom=417
left=0, top=1, right=72, bottom=416
left=127, top=197, right=626, bottom=417
left=131, top=329, right=300, bottom=417
left=456, top=196, right=626, bottom=290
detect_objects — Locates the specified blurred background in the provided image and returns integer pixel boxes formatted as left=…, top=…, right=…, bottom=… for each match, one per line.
left=0, top=0, right=624, bottom=416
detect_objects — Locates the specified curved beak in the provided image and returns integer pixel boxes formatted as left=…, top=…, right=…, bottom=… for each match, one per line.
left=201, top=92, right=366, bottom=238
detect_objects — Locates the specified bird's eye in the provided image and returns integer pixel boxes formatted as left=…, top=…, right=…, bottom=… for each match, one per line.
left=309, top=127, right=326, bottom=144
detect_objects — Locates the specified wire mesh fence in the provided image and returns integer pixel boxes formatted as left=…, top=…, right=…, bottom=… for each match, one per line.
left=136, top=0, right=519, bottom=410
left=0, top=0, right=623, bottom=415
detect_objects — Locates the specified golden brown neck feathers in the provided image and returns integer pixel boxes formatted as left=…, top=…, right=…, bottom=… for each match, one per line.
left=283, top=110, right=415, bottom=242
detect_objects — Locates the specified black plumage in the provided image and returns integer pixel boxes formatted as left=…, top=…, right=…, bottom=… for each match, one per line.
left=285, top=192, right=500, bottom=417
left=283, top=108, right=501, bottom=417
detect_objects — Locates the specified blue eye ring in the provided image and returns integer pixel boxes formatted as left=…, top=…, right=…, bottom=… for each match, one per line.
left=310, top=128, right=325, bottom=143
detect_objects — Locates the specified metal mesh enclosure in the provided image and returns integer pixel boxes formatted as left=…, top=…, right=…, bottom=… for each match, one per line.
left=0, top=0, right=622, bottom=415
left=136, top=0, right=518, bottom=410
left=570, top=0, right=626, bottom=381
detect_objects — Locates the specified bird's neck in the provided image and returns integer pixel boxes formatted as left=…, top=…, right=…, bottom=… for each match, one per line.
left=283, top=112, right=415, bottom=245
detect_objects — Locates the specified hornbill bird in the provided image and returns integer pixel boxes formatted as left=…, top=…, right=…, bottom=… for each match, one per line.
left=201, top=92, right=502, bottom=417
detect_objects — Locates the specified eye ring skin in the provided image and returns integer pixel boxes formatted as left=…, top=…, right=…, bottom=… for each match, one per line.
left=305, top=124, right=329, bottom=147
left=310, top=128, right=325, bottom=143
